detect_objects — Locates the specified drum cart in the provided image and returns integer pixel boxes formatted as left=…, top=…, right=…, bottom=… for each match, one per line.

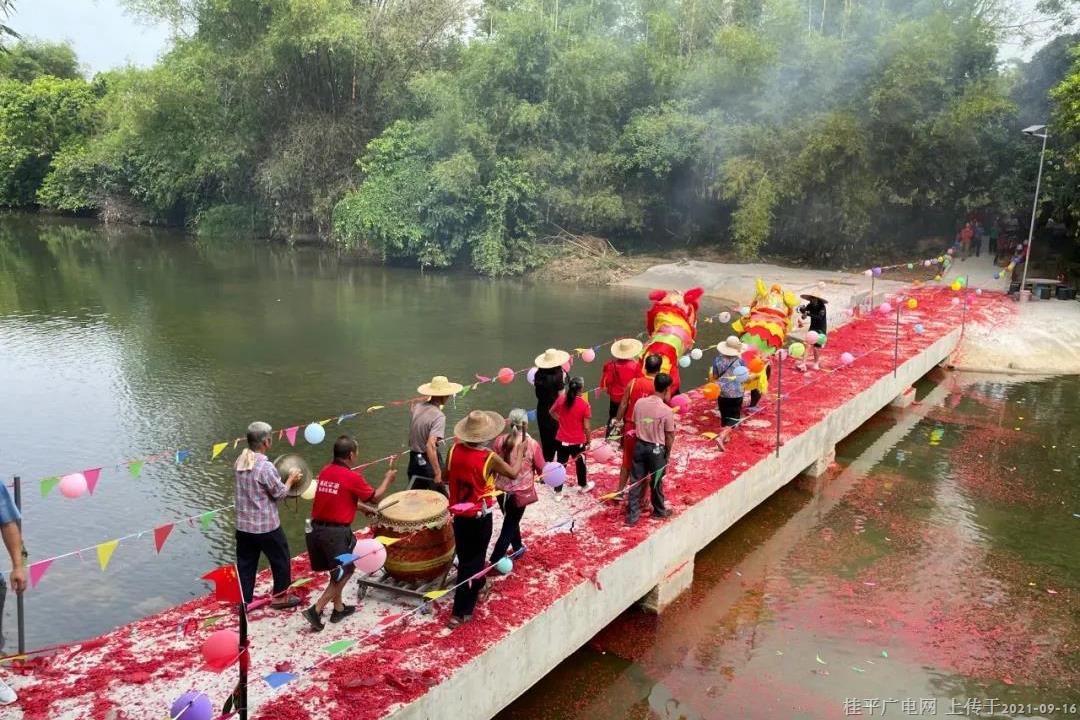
left=356, top=562, right=456, bottom=612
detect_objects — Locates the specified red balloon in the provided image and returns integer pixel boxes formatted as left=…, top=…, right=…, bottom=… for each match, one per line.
left=740, top=349, right=757, bottom=363
left=201, top=630, right=240, bottom=672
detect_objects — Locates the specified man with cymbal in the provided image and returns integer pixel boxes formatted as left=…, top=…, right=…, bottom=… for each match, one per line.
left=408, top=376, right=463, bottom=496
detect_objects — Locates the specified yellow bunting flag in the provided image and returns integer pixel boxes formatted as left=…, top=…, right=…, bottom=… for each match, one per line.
left=319, top=418, right=333, bottom=426
left=701, top=432, right=718, bottom=440
left=423, top=589, right=450, bottom=600
left=96, top=539, right=120, bottom=571
left=599, top=491, right=621, bottom=501
left=374, top=536, right=402, bottom=546
left=212, top=442, right=229, bottom=460
left=201, top=616, right=221, bottom=628
left=366, top=405, right=385, bottom=413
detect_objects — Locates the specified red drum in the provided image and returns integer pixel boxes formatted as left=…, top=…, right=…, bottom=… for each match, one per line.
left=373, top=490, right=455, bottom=583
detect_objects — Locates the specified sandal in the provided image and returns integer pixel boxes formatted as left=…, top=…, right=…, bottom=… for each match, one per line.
left=447, top=614, right=471, bottom=628
left=270, top=595, right=301, bottom=610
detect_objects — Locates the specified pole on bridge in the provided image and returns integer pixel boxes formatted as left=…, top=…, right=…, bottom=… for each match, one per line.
left=774, top=353, right=783, bottom=457
left=894, top=300, right=901, bottom=378
left=14, top=475, right=25, bottom=655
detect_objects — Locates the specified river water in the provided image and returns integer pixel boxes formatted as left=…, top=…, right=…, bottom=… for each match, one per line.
left=2, top=216, right=1078, bottom=717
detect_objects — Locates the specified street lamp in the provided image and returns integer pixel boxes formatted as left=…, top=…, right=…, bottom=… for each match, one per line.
left=1019, top=124, right=1048, bottom=299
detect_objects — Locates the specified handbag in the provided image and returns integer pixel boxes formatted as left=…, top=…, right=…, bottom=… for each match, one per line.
left=511, top=480, right=538, bottom=508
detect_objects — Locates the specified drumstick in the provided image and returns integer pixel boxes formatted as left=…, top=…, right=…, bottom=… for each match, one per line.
left=360, top=498, right=401, bottom=515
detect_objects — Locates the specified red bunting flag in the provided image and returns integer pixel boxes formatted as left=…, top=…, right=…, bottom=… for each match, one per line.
left=84, top=468, right=102, bottom=495
left=284, top=426, right=299, bottom=446
left=201, top=564, right=243, bottom=604
left=153, top=524, right=174, bottom=554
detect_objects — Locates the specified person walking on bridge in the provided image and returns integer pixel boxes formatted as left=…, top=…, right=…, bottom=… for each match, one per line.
left=600, top=338, right=643, bottom=439
left=627, top=372, right=676, bottom=525
left=533, top=349, right=569, bottom=461
left=234, top=421, right=303, bottom=607
left=408, top=376, right=463, bottom=496
left=614, top=353, right=663, bottom=494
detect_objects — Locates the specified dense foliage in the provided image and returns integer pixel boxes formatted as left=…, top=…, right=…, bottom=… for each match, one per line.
left=2, top=0, right=1079, bottom=274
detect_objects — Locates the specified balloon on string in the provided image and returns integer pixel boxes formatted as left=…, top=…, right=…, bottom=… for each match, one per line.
left=690, top=348, right=703, bottom=361
left=718, top=311, right=731, bottom=323
left=561, top=360, right=572, bottom=372
left=975, top=288, right=982, bottom=296
left=748, top=357, right=765, bottom=373
left=739, top=306, right=751, bottom=316
left=740, top=349, right=757, bottom=363
left=589, top=441, right=616, bottom=463
left=863, top=269, right=873, bottom=277
left=678, top=355, right=691, bottom=368
left=872, top=267, right=882, bottom=276
left=733, top=366, right=749, bottom=380
left=59, top=472, right=88, bottom=499
left=541, top=462, right=566, bottom=488
left=777, top=348, right=789, bottom=360
left=789, top=342, right=806, bottom=359
left=805, top=330, right=819, bottom=345
left=934, top=274, right=942, bottom=281
left=878, top=302, right=892, bottom=314
left=526, top=409, right=537, bottom=422
left=527, top=367, right=537, bottom=384
left=581, top=348, right=596, bottom=363
left=907, top=298, right=918, bottom=310
left=947, top=247, right=955, bottom=255
left=353, top=539, right=386, bottom=574
left=950, top=280, right=962, bottom=292
left=923, top=260, right=932, bottom=267
left=840, top=352, right=855, bottom=365
left=497, top=367, right=514, bottom=384
left=701, top=383, right=720, bottom=400
left=951, top=297, right=960, bottom=305
left=201, top=630, right=240, bottom=672
left=170, top=692, right=213, bottom=720
left=670, top=394, right=690, bottom=413
left=914, top=323, right=925, bottom=334
left=304, top=422, right=326, bottom=445
left=994, top=272, right=1001, bottom=279
left=906, top=263, right=914, bottom=270
left=494, top=557, right=513, bottom=575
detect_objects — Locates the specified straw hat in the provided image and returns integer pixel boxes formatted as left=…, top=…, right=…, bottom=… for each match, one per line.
left=534, top=348, right=571, bottom=369
left=717, top=336, right=742, bottom=357
left=417, top=375, right=463, bottom=397
left=454, top=410, right=506, bottom=443
left=610, top=338, right=644, bottom=360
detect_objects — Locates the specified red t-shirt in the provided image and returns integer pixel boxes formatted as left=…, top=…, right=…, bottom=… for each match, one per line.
left=312, top=462, right=374, bottom=525
left=549, top=394, right=591, bottom=444
left=601, top=359, right=639, bottom=402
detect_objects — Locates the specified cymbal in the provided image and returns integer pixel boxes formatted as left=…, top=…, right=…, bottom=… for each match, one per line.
left=273, top=454, right=313, bottom=498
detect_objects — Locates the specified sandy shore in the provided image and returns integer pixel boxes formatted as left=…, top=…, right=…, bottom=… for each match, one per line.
left=619, top=256, right=1080, bottom=375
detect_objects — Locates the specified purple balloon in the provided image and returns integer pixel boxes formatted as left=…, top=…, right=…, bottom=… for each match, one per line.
left=872, top=267, right=882, bottom=276
left=541, top=461, right=566, bottom=488
left=170, top=692, right=213, bottom=720
left=526, top=367, right=537, bottom=385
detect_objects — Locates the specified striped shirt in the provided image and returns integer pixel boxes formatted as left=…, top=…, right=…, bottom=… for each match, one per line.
left=235, top=452, right=288, bottom=534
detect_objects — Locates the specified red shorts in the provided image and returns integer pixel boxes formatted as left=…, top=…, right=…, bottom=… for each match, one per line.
left=622, top=433, right=637, bottom=469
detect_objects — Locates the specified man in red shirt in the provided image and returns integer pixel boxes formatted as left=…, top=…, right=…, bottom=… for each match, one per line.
left=614, top=353, right=662, bottom=493
left=600, top=338, right=643, bottom=439
left=303, top=435, right=395, bottom=631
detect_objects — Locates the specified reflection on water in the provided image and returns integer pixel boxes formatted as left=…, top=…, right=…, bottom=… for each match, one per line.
left=498, top=374, right=1080, bottom=719
left=0, top=215, right=722, bottom=648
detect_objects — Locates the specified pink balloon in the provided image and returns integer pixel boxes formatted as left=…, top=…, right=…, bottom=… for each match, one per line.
left=497, top=367, right=514, bottom=384
left=353, top=539, right=386, bottom=574
left=561, top=359, right=573, bottom=372
left=841, top=352, right=855, bottom=365
left=670, top=394, right=690, bottom=413
left=740, top=349, right=757, bottom=363
left=878, top=302, right=892, bottom=314
left=581, top=348, right=596, bottom=363
left=590, top=442, right=615, bottom=463
left=805, top=330, right=819, bottom=345
left=201, top=630, right=239, bottom=672
left=59, top=472, right=88, bottom=499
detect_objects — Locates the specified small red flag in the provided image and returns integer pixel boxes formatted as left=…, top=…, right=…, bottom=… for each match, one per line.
left=153, top=524, right=174, bottom=554
left=201, top=564, right=243, bottom=604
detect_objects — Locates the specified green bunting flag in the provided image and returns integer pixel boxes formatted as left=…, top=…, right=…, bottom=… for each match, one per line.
left=322, top=639, right=355, bottom=655
left=198, top=510, right=218, bottom=532
left=129, top=460, right=144, bottom=479
left=40, top=476, right=60, bottom=498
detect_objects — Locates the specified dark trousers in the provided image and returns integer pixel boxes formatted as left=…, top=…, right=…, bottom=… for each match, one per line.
left=749, top=364, right=771, bottom=408
left=628, top=441, right=668, bottom=522
left=605, top=399, right=620, bottom=439
left=490, top=494, right=526, bottom=562
left=537, top=406, right=559, bottom=462
left=452, top=514, right=493, bottom=618
left=555, top=442, right=587, bottom=491
left=407, top=451, right=447, bottom=496
left=235, top=526, right=292, bottom=603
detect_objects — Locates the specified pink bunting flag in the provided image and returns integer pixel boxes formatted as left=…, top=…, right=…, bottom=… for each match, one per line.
left=474, top=374, right=491, bottom=383
left=84, top=468, right=102, bottom=495
left=153, top=524, right=174, bottom=554
left=29, top=559, right=53, bottom=589
left=379, top=612, right=404, bottom=625
left=284, top=426, right=299, bottom=446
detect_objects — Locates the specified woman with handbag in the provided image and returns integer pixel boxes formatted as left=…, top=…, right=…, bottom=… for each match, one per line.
left=490, top=409, right=546, bottom=563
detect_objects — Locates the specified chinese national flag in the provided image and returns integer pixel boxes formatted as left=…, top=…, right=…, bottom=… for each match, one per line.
left=201, top=564, right=243, bottom=604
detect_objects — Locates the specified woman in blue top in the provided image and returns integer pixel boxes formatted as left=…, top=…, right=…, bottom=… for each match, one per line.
left=709, top=337, right=758, bottom=452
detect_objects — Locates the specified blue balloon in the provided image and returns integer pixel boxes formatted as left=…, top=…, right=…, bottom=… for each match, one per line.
left=304, top=422, right=326, bottom=445
left=733, top=366, right=750, bottom=379
left=526, top=409, right=537, bottom=422
left=494, top=557, right=513, bottom=575
left=678, top=355, right=691, bottom=368
left=914, top=323, right=925, bottom=334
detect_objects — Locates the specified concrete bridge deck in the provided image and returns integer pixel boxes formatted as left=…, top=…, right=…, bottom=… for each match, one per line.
left=6, top=287, right=1010, bottom=720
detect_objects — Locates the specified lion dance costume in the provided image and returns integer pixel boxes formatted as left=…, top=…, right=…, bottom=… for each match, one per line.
left=642, top=287, right=704, bottom=391
left=732, top=279, right=799, bottom=356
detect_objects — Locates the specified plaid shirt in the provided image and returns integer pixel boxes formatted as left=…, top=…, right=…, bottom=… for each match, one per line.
left=235, top=452, right=288, bottom=534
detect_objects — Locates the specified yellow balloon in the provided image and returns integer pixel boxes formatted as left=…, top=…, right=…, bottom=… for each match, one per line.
left=934, top=274, right=942, bottom=281
left=950, top=281, right=961, bottom=291
left=907, top=298, right=918, bottom=310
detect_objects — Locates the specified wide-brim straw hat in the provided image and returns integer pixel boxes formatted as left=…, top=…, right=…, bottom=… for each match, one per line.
left=454, top=410, right=506, bottom=443
left=417, top=375, right=463, bottom=397
left=717, top=336, right=742, bottom=357
left=800, top=294, right=828, bottom=304
left=610, top=338, right=644, bottom=360
left=534, top=348, right=571, bottom=369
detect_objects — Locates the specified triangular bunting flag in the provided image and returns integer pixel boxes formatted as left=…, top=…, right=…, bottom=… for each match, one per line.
left=422, top=589, right=450, bottom=600
left=284, top=426, right=299, bottom=446
left=29, top=559, right=53, bottom=589
left=153, top=524, right=174, bottom=553
left=263, top=672, right=297, bottom=690
left=201, top=615, right=222, bottom=628
left=96, top=540, right=120, bottom=571
left=201, top=565, right=243, bottom=604
left=459, top=385, right=470, bottom=398
left=39, top=476, right=60, bottom=498
left=337, top=413, right=358, bottom=424
left=175, top=449, right=190, bottom=465
left=322, top=639, right=355, bottom=655
left=212, top=442, right=228, bottom=460
left=373, top=536, right=401, bottom=546
left=701, top=432, right=718, bottom=440
left=233, top=438, right=240, bottom=448
left=319, top=418, right=333, bottom=426
left=288, top=576, right=314, bottom=589
left=128, top=460, right=144, bottom=479
left=474, top=374, right=491, bottom=383
left=366, top=405, right=384, bottom=413
left=84, top=468, right=102, bottom=495
left=198, top=511, right=217, bottom=532
left=379, top=613, right=404, bottom=625
left=599, top=491, right=620, bottom=501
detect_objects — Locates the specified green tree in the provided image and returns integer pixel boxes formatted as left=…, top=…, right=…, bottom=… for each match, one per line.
left=0, top=40, right=81, bottom=81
